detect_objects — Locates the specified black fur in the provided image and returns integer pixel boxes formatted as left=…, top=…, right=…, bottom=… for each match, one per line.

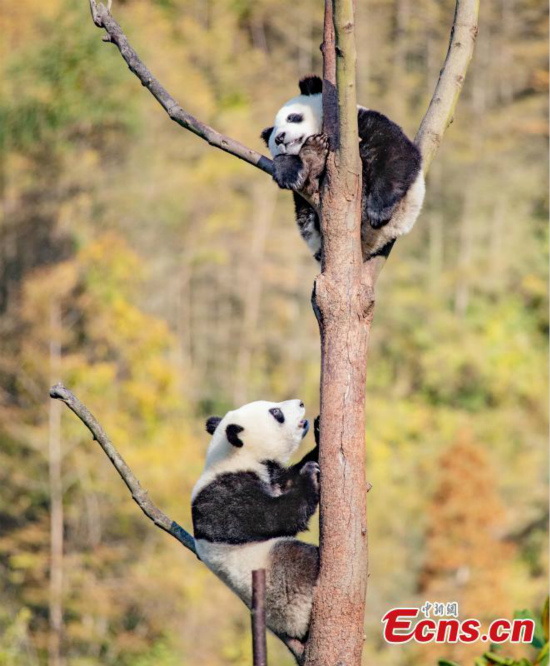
left=192, top=446, right=319, bottom=544
left=272, top=154, right=307, bottom=190
left=265, top=93, right=422, bottom=261
left=261, top=126, right=274, bottom=145
left=206, top=416, right=222, bottom=435
left=358, top=110, right=422, bottom=227
left=226, top=424, right=244, bottom=448
left=287, top=109, right=420, bottom=231
left=269, top=407, right=285, bottom=423
left=299, top=75, right=323, bottom=96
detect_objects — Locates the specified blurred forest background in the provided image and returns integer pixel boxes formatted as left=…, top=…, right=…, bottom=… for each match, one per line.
left=0, top=0, right=548, bottom=664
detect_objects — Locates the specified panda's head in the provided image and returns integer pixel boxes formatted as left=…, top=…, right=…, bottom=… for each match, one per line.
left=204, top=399, right=309, bottom=468
left=261, top=75, right=323, bottom=157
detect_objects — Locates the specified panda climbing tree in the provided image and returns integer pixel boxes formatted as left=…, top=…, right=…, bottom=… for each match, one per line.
left=50, top=1, right=479, bottom=665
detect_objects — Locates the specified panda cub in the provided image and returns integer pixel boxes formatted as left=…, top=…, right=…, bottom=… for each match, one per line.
left=191, top=399, right=320, bottom=641
left=261, top=75, right=425, bottom=261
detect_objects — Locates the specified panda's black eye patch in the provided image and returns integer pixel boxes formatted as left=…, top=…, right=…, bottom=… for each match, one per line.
left=269, top=407, right=285, bottom=424
left=286, top=113, right=303, bottom=123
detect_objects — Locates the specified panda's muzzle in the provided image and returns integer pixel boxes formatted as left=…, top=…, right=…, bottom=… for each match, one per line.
left=274, top=133, right=305, bottom=154
left=300, top=419, right=309, bottom=438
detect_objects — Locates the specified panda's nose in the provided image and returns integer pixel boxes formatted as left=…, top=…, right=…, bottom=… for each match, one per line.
left=274, top=132, right=286, bottom=145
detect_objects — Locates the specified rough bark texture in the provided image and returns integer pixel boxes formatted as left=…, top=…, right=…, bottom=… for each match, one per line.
left=251, top=570, right=268, bottom=666
left=52, top=0, right=480, bottom=662
left=305, top=2, right=369, bottom=665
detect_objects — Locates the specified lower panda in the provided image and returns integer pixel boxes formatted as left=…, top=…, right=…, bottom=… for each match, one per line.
left=261, top=75, right=425, bottom=262
left=191, top=399, right=320, bottom=641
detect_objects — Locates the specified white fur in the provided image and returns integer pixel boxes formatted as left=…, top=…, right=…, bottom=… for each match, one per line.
left=192, top=399, right=314, bottom=639
left=361, top=169, right=426, bottom=256
left=195, top=538, right=281, bottom=604
left=268, top=95, right=425, bottom=259
left=192, top=399, right=307, bottom=500
left=268, top=94, right=322, bottom=156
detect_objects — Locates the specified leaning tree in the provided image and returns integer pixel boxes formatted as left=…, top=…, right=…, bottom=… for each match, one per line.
left=51, top=0, right=479, bottom=663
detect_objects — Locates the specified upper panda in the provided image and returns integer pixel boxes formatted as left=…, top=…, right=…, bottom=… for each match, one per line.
left=191, top=399, right=320, bottom=642
left=261, top=75, right=425, bottom=262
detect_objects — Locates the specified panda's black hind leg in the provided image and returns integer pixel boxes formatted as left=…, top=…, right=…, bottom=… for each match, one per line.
left=365, top=180, right=405, bottom=229
left=272, top=154, right=307, bottom=191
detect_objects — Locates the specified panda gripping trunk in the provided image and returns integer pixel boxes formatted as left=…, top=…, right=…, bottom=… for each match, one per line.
left=304, top=2, right=370, bottom=666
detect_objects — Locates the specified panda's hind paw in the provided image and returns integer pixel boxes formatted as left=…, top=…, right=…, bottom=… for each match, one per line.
left=366, top=199, right=396, bottom=229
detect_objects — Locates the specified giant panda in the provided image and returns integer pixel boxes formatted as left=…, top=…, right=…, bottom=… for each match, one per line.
left=261, top=75, right=425, bottom=262
left=191, top=399, right=320, bottom=641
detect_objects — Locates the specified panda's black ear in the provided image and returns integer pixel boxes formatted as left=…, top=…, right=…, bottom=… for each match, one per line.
left=260, top=126, right=274, bottom=146
left=205, top=416, right=222, bottom=435
left=299, top=75, right=323, bottom=96
left=226, top=424, right=245, bottom=448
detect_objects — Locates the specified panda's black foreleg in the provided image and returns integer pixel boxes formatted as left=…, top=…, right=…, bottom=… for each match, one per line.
left=272, top=155, right=308, bottom=191
left=253, top=468, right=319, bottom=537
left=286, top=415, right=320, bottom=483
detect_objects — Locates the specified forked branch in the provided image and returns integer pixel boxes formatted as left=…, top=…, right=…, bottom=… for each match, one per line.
left=56, top=0, right=479, bottom=661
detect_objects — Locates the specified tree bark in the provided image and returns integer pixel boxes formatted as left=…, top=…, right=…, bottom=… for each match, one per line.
left=52, top=1, right=480, bottom=662
left=305, top=2, right=370, bottom=665
left=48, top=301, right=64, bottom=666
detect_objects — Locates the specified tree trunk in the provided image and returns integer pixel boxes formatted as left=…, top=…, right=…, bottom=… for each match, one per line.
left=305, top=2, right=370, bottom=664
left=48, top=300, right=64, bottom=666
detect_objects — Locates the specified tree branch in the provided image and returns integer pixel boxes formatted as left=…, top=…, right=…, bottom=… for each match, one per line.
left=49, top=383, right=197, bottom=555
left=415, top=0, right=479, bottom=172
left=363, top=0, right=479, bottom=284
left=87, top=0, right=273, bottom=175
left=61, top=0, right=479, bottom=661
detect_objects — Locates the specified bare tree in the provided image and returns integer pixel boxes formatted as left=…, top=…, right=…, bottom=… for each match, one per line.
left=51, top=0, right=478, bottom=663
left=48, top=301, right=64, bottom=666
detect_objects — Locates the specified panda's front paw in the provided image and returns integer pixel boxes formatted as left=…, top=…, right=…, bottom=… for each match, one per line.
left=300, top=134, right=329, bottom=185
left=301, top=133, right=329, bottom=157
left=272, top=155, right=307, bottom=191
left=300, top=461, right=320, bottom=494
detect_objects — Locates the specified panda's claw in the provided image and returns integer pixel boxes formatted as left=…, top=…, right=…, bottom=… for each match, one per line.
left=313, top=415, right=320, bottom=446
left=301, top=461, right=320, bottom=494
left=302, top=133, right=330, bottom=154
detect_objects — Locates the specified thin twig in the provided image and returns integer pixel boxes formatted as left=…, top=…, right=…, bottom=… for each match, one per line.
left=87, top=0, right=273, bottom=175
left=49, top=383, right=197, bottom=555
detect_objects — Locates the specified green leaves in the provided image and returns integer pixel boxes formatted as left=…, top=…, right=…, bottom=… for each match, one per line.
left=441, top=600, right=550, bottom=666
